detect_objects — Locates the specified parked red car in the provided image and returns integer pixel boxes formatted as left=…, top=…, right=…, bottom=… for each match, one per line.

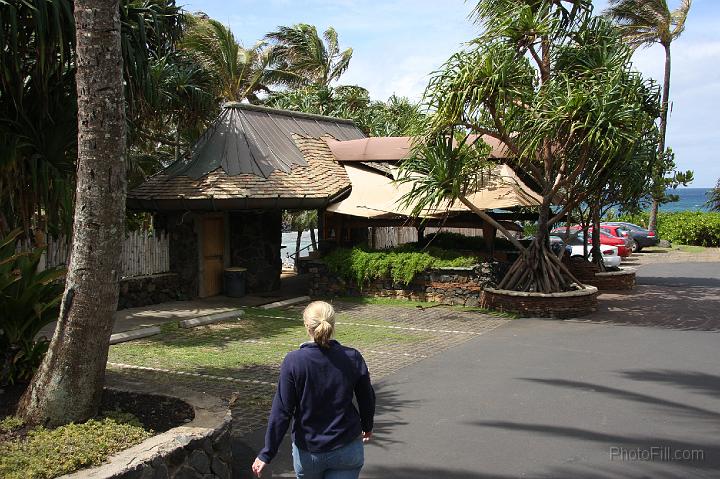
left=551, top=225, right=633, bottom=257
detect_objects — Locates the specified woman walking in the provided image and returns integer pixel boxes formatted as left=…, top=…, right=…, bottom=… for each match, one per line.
left=252, top=301, right=376, bottom=478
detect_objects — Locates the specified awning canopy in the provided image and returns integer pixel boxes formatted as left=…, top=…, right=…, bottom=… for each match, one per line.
left=327, top=163, right=542, bottom=219
left=326, top=134, right=512, bottom=162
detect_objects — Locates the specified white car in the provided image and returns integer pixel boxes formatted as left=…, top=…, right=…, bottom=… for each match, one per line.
left=567, top=244, right=621, bottom=268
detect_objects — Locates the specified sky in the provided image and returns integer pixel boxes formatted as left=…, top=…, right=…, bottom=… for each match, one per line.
left=182, top=0, right=720, bottom=187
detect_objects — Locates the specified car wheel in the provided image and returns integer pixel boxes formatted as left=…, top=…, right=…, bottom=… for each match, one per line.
left=630, top=240, right=638, bottom=253
left=636, top=245, right=643, bottom=252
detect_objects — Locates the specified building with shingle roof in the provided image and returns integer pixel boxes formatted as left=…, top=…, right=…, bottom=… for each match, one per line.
left=129, top=103, right=366, bottom=297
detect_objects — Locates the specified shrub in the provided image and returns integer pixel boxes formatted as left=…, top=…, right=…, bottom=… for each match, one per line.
left=0, top=416, right=152, bottom=479
left=323, top=245, right=479, bottom=286
left=617, top=211, right=720, bottom=246
left=420, top=232, right=522, bottom=251
left=0, top=230, right=65, bottom=385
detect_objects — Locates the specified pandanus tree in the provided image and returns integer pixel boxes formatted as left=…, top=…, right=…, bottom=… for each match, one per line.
left=605, top=0, right=692, bottom=233
left=584, top=130, right=659, bottom=268
left=399, top=0, right=659, bottom=293
left=0, top=0, right=186, bottom=236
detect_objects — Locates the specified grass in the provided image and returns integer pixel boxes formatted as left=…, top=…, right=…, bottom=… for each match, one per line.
left=673, top=244, right=713, bottom=253
left=0, top=415, right=151, bottom=479
left=644, top=244, right=715, bottom=254
left=108, top=307, right=432, bottom=373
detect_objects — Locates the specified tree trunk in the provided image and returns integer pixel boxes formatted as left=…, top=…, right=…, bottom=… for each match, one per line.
left=648, top=43, right=672, bottom=233
left=294, top=229, right=303, bottom=271
left=19, top=0, right=126, bottom=427
left=309, top=227, right=317, bottom=252
left=591, top=208, right=605, bottom=272
left=495, top=202, right=583, bottom=293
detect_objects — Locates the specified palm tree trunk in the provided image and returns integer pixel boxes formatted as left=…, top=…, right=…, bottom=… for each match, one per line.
left=648, top=43, right=672, bottom=233
left=19, top=0, right=126, bottom=427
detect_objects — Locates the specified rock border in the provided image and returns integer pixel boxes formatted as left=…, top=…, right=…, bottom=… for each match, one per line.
left=60, top=386, right=232, bottom=479
left=481, top=285, right=599, bottom=319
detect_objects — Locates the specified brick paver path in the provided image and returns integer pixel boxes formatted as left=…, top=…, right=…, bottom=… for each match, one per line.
left=106, top=302, right=510, bottom=436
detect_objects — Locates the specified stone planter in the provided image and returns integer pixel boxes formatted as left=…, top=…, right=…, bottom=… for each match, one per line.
left=481, top=286, right=599, bottom=319
left=61, top=388, right=232, bottom=479
left=582, top=267, right=636, bottom=291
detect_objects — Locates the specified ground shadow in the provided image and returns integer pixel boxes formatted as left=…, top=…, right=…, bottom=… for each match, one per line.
left=230, top=381, right=419, bottom=478
left=468, top=421, right=720, bottom=472
left=586, top=283, right=720, bottom=331
left=361, top=463, right=695, bottom=479
left=638, top=276, right=720, bottom=288
left=620, top=369, right=720, bottom=397
left=520, top=377, right=720, bottom=422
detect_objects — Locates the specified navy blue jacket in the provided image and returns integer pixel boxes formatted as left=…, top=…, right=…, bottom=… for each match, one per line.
left=258, top=340, right=375, bottom=463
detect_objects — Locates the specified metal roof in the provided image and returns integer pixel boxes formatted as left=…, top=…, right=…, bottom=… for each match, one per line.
left=164, top=102, right=364, bottom=180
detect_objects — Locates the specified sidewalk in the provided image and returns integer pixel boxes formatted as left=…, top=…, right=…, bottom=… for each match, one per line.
left=38, top=272, right=311, bottom=338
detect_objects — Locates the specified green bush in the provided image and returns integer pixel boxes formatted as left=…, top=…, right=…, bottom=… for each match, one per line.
left=0, top=416, right=152, bottom=479
left=323, top=245, right=479, bottom=286
left=0, top=230, right=65, bottom=385
left=618, top=211, right=720, bottom=246
left=420, top=232, right=521, bottom=251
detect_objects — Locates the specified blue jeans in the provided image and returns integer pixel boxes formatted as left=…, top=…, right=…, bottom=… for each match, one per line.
left=292, top=438, right=364, bottom=479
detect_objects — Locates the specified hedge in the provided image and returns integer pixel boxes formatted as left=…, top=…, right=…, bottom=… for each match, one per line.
left=618, top=211, right=720, bottom=247
left=323, top=245, right=479, bottom=286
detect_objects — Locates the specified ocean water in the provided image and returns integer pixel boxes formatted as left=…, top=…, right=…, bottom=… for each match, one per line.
left=659, top=188, right=712, bottom=212
left=281, top=229, right=317, bottom=268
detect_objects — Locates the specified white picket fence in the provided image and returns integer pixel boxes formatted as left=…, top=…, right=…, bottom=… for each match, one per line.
left=369, top=226, right=485, bottom=250
left=17, top=230, right=170, bottom=278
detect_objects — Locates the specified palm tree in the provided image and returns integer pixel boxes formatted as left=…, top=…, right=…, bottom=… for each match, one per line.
left=606, top=0, right=692, bottom=233
left=19, top=0, right=128, bottom=426
left=265, top=24, right=352, bottom=87
left=180, top=15, right=291, bottom=103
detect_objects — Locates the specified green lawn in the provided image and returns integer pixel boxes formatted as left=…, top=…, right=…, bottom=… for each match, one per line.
left=644, top=244, right=715, bottom=254
left=108, top=307, right=431, bottom=373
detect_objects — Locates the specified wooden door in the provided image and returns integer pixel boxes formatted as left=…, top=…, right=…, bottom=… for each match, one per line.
left=202, top=216, right=225, bottom=296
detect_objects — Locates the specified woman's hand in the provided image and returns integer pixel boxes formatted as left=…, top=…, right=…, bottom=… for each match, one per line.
left=252, top=457, right=267, bottom=477
left=362, top=431, right=373, bottom=443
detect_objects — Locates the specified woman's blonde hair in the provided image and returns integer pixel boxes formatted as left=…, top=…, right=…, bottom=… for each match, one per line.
left=303, top=301, right=335, bottom=349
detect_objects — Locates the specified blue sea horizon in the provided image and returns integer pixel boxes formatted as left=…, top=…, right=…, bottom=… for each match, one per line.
left=659, top=187, right=712, bottom=212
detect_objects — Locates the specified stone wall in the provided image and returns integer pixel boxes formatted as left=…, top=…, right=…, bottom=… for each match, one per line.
left=563, top=256, right=636, bottom=291
left=118, top=273, right=187, bottom=310
left=228, top=211, right=282, bottom=293
left=480, top=286, right=599, bottom=318
left=154, top=213, right=199, bottom=298
left=308, top=260, right=509, bottom=306
left=582, top=269, right=636, bottom=291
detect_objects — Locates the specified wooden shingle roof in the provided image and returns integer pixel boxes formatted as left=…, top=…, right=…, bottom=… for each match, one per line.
left=127, top=104, right=363, bottom=211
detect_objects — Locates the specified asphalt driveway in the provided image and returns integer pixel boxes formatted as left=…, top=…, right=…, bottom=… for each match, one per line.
left=238, top=262, right=720, bottom=478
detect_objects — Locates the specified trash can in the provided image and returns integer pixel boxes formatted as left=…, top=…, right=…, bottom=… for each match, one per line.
left=224, top=267, right=247, bottom=298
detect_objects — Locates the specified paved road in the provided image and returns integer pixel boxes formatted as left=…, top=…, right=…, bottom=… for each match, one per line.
left=236, top=263, right=720, bottom=478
